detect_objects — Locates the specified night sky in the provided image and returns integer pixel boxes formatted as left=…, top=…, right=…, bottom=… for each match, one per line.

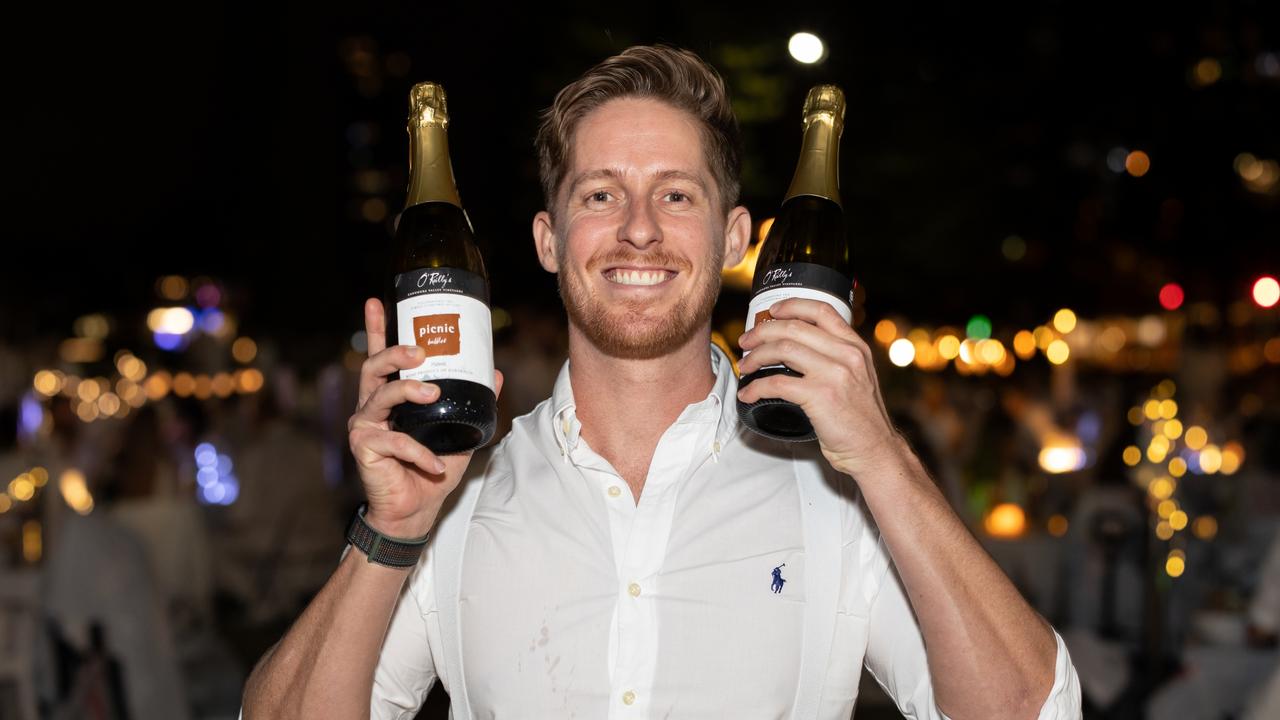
left=8, top=2, right=1278, bottom=369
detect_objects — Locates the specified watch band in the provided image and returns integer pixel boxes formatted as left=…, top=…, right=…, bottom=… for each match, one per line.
left=346, top=504, right=430, bottom=568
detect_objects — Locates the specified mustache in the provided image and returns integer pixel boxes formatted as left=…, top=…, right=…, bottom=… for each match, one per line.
left=585, top=248, right=692, bottom=273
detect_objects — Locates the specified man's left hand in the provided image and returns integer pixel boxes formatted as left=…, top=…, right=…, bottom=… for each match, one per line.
left=736, top=298, right=903, bottom=479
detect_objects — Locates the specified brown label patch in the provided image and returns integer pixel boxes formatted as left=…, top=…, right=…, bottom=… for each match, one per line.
left=414, top=313, right=460, bottom=357
left=754, top=309, right=774, bottom=327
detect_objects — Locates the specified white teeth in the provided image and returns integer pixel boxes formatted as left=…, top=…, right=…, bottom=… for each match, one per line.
left=609, top=269, right=668, bottom=286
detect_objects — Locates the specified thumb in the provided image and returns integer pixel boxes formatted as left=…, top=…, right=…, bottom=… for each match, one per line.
left=494, top=369, right=505, bottom=399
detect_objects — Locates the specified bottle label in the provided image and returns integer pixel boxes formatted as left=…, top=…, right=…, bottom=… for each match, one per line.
left=743, top=262, right=854, bottom=363
left=394, top=267, right=494, bottom=392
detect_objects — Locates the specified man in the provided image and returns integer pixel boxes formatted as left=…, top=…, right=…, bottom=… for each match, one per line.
left=242, top=45, right=1081, bottom=719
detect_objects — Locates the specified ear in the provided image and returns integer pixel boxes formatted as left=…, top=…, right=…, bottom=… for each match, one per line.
left=532, top=210, right=560, bottom=273
left=721, top=205, right=752, bottom=269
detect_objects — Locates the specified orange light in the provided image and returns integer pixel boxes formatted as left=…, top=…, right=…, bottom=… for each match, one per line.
left=984, top=503, right=1027, bottom=539
left=1193, top=516, right=1218, bottom=540
left=1012, top=330, right=1036, bottom=359
left=874, top=319, right=898, bottom=345
left=936, top=335, right=960, bottom=360
left=1125, top=150, right=1151, bottom=177
left=1047, top=514, right=1069, bottom=537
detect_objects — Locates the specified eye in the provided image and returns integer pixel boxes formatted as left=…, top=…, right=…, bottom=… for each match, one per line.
left=586, top=190, right=613, bottom=204
left=664, top=191, right=689, bottom=203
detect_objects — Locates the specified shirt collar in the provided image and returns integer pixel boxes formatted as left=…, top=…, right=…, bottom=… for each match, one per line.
left=550, top=344, right=740, bottom=459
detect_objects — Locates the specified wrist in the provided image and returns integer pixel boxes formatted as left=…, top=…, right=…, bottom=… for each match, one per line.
left=348, top=504, right=433, bottom=569
left=832, top=432, right=910, bottom=479
left=363, top=506, right=438, bottom=540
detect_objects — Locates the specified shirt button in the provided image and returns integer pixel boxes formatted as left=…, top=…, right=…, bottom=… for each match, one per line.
left=628, top=582, right=641, bottom=597
left=608, top=485, right=622, bottom=497
left=622, top=690, right=637, bottom=705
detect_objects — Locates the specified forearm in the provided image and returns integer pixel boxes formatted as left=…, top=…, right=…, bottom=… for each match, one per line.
left=241, top=549, right=414, bottom=719
left=850, top=438, right=1057, bottom=720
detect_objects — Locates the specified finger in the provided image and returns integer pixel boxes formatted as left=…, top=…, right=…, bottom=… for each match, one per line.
left=350, top=427, right=446, bottom=475
left=740, top=318, right=855, bottom=366
left=494, top=369, right=505, bottom=399
left=365, top=298, right=387, bottom=356
left=738, top=335, right=848, bottom=378
left=765, top=299, right=856, bottom=342
left=352, top=379, right=439, bottom=427
left=845, top=328, right=877, bottom=379
left=359, top=345, right=426, bottom=408
left=736, top=372, right=808, bottom=406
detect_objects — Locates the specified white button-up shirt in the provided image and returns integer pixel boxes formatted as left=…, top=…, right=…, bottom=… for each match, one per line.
left=369, top=346, right=1082, bottom=719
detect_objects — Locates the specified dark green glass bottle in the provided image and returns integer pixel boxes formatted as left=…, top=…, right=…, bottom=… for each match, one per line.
left=387, top=82, right=496, bottom=454
left=737, top=85, right=853, bottom=442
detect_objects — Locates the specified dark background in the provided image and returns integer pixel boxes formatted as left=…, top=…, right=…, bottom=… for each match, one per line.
left=8, top=2, right=1277, bottom=362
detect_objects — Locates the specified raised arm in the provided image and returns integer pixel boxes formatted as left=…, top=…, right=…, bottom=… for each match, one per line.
left=241, top=299, right=500, bottom=719
left=738, top=298, right=1074, bottom=719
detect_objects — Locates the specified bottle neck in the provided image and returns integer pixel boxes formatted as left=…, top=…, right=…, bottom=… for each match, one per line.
left=405, top=125, right=462, bottom=209
left=783, top=114, right=842, bottom=208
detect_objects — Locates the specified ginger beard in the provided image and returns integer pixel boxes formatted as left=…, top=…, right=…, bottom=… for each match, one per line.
left=556, top=239, right=725, bottom=360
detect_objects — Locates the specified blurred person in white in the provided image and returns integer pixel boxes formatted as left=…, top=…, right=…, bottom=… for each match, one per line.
left=1241, top=528, right=1280, bottom=720
left=104, top=403, right=214, bottom=643
left=219, top=366, right=340, bottom=624
left=242, top=46, right=1080, bottom=719
left=42, top=401, right=192, bottom=719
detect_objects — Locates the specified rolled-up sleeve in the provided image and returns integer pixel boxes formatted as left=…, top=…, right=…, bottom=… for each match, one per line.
left=863, top=555, right=1082, bottom=720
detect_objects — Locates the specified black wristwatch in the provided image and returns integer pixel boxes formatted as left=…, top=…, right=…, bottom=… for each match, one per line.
left=346, top=504, right=430, bottom=568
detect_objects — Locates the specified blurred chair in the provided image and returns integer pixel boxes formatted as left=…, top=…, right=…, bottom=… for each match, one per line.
left=0, top=569, right=41, bottom=720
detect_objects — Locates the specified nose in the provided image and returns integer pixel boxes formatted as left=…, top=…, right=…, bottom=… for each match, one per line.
left=618, top=196, right=662, bottom=249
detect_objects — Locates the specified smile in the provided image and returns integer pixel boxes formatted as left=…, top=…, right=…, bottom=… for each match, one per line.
left=604, top=268, right=676, bottom=286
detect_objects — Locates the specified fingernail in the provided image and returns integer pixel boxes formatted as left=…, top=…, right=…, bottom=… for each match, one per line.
left=433, top=459, right=447, bottom=474
left=416, top=383, right=436, bottom=399
left=411, top=346, right=426, bottom=358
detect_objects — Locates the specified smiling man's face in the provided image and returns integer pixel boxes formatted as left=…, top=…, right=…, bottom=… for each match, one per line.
left=539, top=96, right=732, bottom=360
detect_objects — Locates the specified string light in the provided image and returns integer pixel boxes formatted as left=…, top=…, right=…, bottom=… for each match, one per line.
left=1254, top=276, right=1280, bottom=308
left=984, top=503, right=1026, bottom=538
left=888, top=338, right=916, bottom=367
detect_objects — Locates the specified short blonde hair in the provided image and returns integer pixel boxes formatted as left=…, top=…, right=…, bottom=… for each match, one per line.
left=535, top=45, right=742, bottom=217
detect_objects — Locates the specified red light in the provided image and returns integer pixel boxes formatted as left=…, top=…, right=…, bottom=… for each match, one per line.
left=1159, top=283, right=1184, bottom=311
left=1255, top=276, right=1280, bottom=308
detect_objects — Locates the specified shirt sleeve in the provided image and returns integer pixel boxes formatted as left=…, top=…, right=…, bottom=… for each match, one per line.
left=369, top=556, right=439, bottom=720
left=863, top=557, right=1082, bottom=720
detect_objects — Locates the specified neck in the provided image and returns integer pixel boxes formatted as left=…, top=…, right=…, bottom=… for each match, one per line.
left=568, top=324, right=717, bottom=495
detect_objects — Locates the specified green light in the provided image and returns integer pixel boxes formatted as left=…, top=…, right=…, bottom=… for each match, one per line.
left=966, top=315, right=992, bottom=340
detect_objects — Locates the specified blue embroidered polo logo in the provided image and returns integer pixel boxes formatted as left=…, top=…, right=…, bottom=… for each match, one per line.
left=771, top=564, right=786, bottom=593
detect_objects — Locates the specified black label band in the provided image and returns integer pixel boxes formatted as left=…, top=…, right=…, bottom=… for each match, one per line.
left=395, top=267, right=489, bottom=304
left=752, top=262, right=854, bottom=310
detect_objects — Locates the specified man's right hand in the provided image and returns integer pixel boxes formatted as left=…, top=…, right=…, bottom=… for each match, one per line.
left=347, top=298, right=502, bottom=540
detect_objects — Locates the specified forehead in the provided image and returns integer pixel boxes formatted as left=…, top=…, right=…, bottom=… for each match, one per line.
left=569, top=97, right=710, bottom=181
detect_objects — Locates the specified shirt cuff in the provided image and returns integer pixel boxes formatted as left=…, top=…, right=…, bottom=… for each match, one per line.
left=1035, top=629, right=1083, bottom=720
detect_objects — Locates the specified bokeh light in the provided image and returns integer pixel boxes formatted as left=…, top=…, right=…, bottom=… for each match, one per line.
left=1254, top=276, right=1280, bottom=308
left=788, top=32, right=826, bottom=64
left=1158, top=283, right=1184, bottom=310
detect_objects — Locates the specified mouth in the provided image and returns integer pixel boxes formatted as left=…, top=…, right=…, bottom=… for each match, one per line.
left=603, top=267, right=677, bottom=287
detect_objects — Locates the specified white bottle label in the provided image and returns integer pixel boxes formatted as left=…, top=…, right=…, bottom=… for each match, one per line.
left=394, top=267, right=494, bottom=392
left=743, top=262, right=854, bottom=365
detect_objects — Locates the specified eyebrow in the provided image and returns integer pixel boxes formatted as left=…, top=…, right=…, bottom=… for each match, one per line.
left=567, top=168, right=709, bottom=195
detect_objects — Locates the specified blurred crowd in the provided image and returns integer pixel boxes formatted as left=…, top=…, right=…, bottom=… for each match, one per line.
left=0, top=309, right=1278, bottom=719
